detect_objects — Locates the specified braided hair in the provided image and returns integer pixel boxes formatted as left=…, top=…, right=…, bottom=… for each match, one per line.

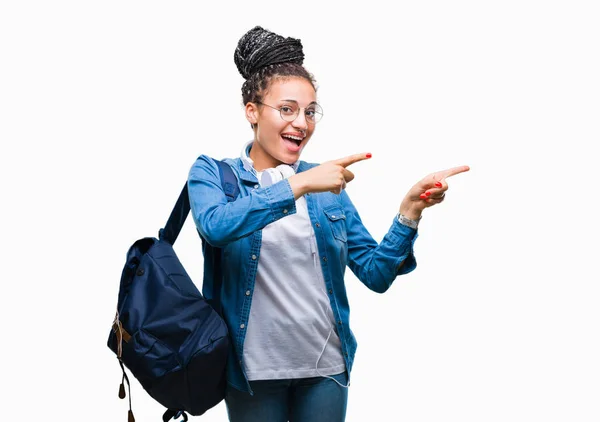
left=234, top=26, right=317, bottom=107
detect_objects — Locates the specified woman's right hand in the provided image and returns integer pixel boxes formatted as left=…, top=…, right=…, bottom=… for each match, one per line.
left=288, top=153, right=372, bottom=198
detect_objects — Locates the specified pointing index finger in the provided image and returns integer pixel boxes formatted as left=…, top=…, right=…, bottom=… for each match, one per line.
left=334, top=152, right=372, bottom=168
left=439, top=165, right=470, bottom=179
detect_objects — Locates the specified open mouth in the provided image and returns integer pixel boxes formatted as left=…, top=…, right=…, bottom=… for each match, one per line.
left=281, top=134, right=304, bottom=151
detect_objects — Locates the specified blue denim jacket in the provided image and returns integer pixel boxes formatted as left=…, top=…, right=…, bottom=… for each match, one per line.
left=187, top=154, right=419, bottom=394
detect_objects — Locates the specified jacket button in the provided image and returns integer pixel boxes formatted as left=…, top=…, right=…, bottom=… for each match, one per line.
left=246, top=290, right=251, bottom=296
left=328, top=289, right=333, bottom=294
left=283, top=209, right=288, bottom=214
left=251, top=255, right=257, bottom=260
left=254, top=184, right=259, bottom=189
left=316, top=223, right=320, bottom=228
left=322, top=256, right=327, bottom=262
left=240, top=324, right=245, bottom=329
left=136, top=268, right=145, bottom=276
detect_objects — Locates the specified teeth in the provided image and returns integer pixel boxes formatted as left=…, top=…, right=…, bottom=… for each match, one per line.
left=282, top=135, right=303, bottom=141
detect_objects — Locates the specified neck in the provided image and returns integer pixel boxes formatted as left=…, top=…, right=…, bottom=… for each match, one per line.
left=248, top=140, right=282, bottom=171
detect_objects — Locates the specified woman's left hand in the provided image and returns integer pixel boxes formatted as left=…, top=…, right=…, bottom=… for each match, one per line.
left=399, top=165, right=470, bottom=220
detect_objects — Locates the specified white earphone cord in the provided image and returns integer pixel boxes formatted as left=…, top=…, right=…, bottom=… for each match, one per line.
left=314, top=325, right=351, bottom=388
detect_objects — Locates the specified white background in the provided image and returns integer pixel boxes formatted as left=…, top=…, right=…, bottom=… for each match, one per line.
left=1, top=1, right=599, bottom=421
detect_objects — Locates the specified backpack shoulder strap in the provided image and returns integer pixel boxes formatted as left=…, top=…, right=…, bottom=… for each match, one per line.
left=159, top=157, right=239, bottom=245
left=213, top=159, right=240, bottom=202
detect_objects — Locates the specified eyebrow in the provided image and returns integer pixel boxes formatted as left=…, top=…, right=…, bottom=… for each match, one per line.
left=280, top=99, right=318, bottom=106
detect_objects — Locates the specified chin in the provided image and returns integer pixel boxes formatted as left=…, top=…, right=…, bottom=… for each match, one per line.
left=281, top=150, right=303, bottom=164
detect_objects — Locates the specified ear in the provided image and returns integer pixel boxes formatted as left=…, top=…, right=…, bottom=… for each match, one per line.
left=245, top=102, right=259, bottom=127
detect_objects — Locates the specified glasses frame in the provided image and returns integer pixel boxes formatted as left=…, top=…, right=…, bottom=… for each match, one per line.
left=256, top=101, right=323, bottom=124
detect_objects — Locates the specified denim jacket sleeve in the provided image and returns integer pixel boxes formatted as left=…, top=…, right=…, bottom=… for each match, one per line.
left=341, top=189, right=418, bottom=293
left=187, top=155, right=297, bottom=247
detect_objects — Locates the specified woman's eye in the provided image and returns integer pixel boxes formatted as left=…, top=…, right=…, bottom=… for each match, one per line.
left=306, top=109, right=316, bottom=117
left=280, top=106, right=294, bottom=114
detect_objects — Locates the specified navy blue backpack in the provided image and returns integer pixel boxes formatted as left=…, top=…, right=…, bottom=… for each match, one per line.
left=107, top=159, right=239, bottom=422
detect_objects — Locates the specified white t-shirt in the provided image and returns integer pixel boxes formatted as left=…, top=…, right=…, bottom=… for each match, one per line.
left=240, top=143, right=346, bottom=380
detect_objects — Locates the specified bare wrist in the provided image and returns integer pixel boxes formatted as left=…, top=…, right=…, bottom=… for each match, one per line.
left=399, top=206, right=422, bottom=222
left=288, top=174, right=310, bottom=199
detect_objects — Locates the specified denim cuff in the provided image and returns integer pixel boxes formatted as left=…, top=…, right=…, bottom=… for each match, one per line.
left=388, top=216, right=419, bottom=275
left=265, top=179, right=297, bottom=222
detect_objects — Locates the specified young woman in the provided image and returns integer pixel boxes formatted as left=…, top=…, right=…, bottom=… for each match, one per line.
left=188, top=26, right=469, bottom=422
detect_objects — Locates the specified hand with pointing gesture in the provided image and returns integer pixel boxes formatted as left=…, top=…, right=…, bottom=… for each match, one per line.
left=288, top=152, right=372, bottom=198
left=398, top=165, right=471, bottom=221
left=288, top=153, right=469, bottom=220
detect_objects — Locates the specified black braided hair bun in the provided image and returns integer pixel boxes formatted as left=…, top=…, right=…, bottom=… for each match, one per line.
left=234, top=26, right=305, bottom=80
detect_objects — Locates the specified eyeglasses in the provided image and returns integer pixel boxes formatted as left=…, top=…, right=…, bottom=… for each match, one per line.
left=257, top=102, right=323, bottom=124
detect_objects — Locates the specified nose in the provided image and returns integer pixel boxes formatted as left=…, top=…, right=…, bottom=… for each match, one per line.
left=291, top=110, right=309, bottom=131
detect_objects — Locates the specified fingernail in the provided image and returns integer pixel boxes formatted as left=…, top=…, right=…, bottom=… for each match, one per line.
left=420, top=193, right=427, bottom=199
left=435, top=182, right=442, bottom=187
left=366, top=153, right=372, bottom=158
left=425, top=191, right=431, bottom=196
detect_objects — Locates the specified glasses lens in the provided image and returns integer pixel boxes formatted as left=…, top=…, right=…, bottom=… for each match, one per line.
left=277, top=103, right=324, bottom=123
left=280, top=105, right=299, bottom=122
left=306, top=104, right=323, bottom=123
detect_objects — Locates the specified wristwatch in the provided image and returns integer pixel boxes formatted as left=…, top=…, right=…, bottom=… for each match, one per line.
left=396, top=212, right=421, bottom=229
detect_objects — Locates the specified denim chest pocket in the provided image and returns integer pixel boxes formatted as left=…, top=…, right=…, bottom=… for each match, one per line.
left=323, top=206, right=347, bottom=243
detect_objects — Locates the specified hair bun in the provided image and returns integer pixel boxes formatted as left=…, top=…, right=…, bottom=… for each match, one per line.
left=234, top=26, right=305, bottom=80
